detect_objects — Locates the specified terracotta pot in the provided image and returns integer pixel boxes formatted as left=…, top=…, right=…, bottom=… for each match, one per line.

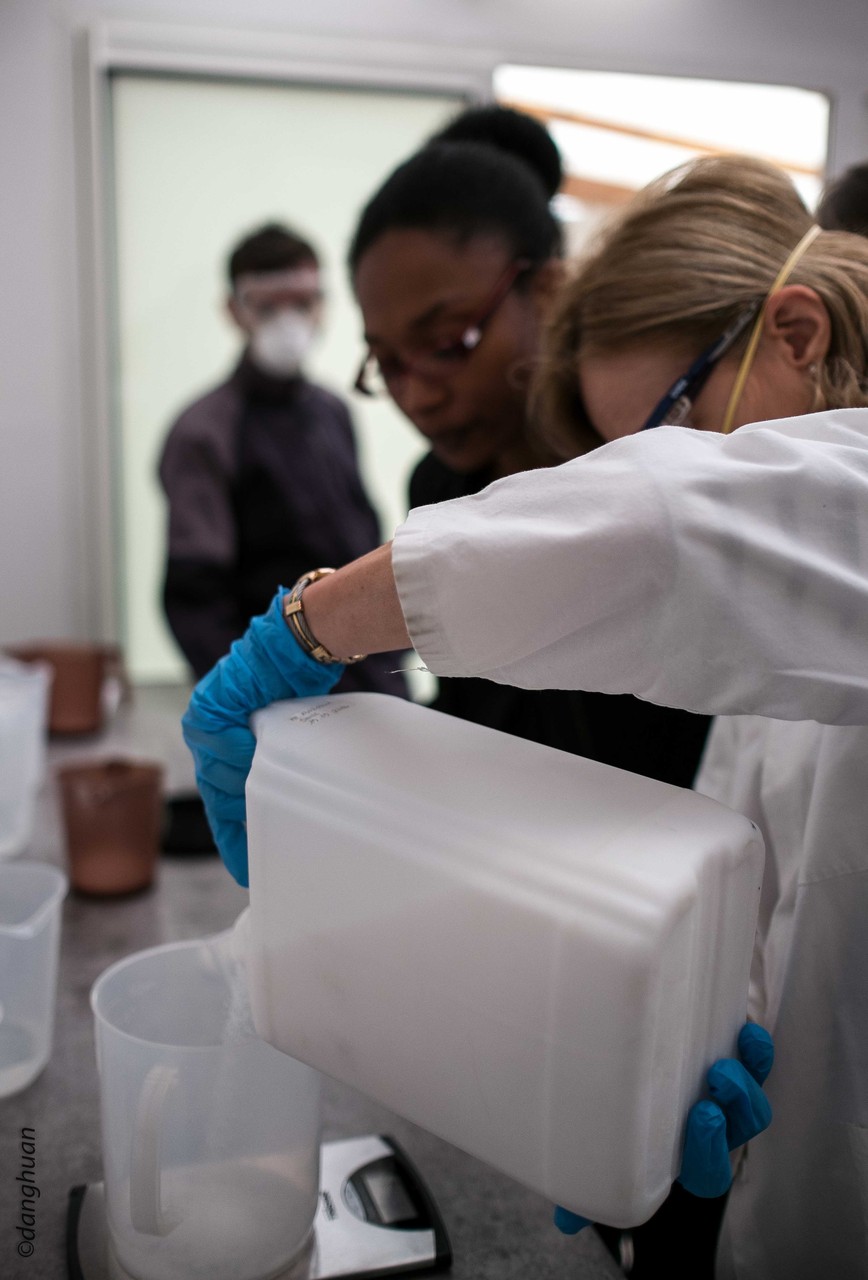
left=57, top=758, right=164, bottom=896
left=6, top=643, right=129, bottom=736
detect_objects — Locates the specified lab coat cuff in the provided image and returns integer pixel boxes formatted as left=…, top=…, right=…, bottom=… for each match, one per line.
left=392, top=505, right=469, bottom=678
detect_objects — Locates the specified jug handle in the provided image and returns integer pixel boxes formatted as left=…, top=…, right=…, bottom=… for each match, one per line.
left=130, top=1063, right=179, bottom=1236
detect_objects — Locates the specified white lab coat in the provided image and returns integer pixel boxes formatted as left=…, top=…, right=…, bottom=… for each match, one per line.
left=392, top=408, right=868, bottom=1279
left=697, top=717, right=868, bottom=1280
left=394, top=409, right=868, bottom=725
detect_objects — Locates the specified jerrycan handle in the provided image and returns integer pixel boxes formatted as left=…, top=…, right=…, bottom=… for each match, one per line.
left=129, top=1063, right=179, bottom=1236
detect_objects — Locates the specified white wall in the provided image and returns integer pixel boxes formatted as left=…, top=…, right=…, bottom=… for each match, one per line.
left=3, top=0, right=868, bottom=648
left=1, top=2, right=88, bottom=643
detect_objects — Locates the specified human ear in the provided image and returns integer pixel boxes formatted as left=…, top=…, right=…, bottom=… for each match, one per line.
left=763, top=285, right=831, bottom=368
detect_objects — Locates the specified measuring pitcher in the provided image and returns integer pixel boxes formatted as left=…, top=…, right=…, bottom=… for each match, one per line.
left=0, top=862, right=67, bottom=1097
left=0, top=657, right=51, bottom=859
left=90, top=934, right=321, bottom=1280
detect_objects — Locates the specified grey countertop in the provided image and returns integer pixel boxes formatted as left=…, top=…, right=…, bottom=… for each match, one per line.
left=0, top=686, right=622, bottom=1280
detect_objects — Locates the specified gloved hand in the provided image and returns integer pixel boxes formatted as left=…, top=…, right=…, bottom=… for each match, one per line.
left=181, top=589, right=343, bottom=886
left=678, top=1021, right=773, bottom=1198
left=553, top=1021, right=774, bottom=1234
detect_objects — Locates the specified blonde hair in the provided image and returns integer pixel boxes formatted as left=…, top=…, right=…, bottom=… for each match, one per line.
left=534, top=154, right=868, bottom=459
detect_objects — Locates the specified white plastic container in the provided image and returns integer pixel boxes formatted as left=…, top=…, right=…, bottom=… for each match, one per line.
left=91, top=934, right=321, bottom=1280
left=0, top=656, right=51, bottom=858
left=245, top=694, right=763, bottom=1228
left=0, top=861, right=67, bottom=1096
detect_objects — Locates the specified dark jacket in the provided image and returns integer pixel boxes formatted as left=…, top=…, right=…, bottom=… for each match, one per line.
left=159, top=356, right=406, bottom=696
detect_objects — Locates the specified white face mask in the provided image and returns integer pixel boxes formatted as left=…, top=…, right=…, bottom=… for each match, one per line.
left=249, top=309, right=317, bottom=377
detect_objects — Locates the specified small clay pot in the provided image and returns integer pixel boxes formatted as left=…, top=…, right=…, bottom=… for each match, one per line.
left=6, top=643, right=129, bottom=736
left=57, top=758, right=164, bottom=896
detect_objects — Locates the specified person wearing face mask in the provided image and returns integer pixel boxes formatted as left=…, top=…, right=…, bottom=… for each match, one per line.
left=158, top=222, right=405, bottom=697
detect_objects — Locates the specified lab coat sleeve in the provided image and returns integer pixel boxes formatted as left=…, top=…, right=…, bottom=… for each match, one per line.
left=392, top=411, right=868, bottom=725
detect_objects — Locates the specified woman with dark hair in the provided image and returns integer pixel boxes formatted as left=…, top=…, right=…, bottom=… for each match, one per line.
left=346, top=116, right=720, bottom=1275
left=349, top=105, right=711, bottom=786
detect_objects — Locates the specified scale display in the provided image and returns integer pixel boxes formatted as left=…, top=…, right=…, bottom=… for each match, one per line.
left=359, top=1165, right=418, bottom=1226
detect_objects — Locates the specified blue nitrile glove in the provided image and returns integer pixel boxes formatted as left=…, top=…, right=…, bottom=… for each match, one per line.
left=553, top=1205, right=593, bottom=1234
left=678, top=1021, right=773, bottom=1198
left=553, top=1022, right=774, bottom=1234
left=181, top=589, right=343, bottom=886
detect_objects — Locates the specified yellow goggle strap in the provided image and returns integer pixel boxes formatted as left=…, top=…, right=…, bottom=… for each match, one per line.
left=720, top=224, right=822, bottom=435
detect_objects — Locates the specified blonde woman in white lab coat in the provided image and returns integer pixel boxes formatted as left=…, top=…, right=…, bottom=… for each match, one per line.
left=184, top=156, right=868, bottom=1279
left=526, top=154, right=868, bottom=1279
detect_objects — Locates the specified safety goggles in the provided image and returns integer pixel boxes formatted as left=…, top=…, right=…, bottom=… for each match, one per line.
left=640, top=303, right=760, bottom=432
left=641, top=225, right=822, bottom=435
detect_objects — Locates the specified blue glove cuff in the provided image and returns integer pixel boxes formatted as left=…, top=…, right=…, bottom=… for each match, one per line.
left=188, top=590, right=343, bottom=729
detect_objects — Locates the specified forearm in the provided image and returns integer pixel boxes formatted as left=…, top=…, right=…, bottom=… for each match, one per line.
left=301, top=543, right=411, bottom=659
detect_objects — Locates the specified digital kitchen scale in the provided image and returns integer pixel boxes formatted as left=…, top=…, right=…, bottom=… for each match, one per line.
left=67, top=1134, right=452, bottom=1280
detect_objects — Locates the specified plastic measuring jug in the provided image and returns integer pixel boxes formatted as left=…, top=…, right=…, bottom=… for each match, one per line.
left=0, top=657, right=51, bottom=859
left=91, top=934, right=321, bottom=1280
left=245, top=693, right=765, bottom=1229
left=0, top=861, right=67, bottom=1097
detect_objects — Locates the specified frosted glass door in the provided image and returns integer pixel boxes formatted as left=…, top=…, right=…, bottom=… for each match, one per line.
left=111, top=75, right=462, bottom=681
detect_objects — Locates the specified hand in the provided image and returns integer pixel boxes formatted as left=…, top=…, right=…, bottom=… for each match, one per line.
left=553, top=1022, right=774, bottom=1233
left=181, top=589, right=343, bottom=886
left=678, top=1021, right=773, bottom=1198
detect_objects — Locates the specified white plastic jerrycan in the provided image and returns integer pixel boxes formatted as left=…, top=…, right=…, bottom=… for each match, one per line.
left=244, top=693, right=763, bottom=1229
left=90, top=933, right=321, bottom=1280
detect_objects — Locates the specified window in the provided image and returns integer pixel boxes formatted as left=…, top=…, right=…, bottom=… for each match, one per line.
left=495, top=65, right=829, bottom=250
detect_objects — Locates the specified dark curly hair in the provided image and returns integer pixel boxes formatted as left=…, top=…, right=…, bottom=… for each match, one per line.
left=817, top=163, right=868, bottom=238
left=348, top=105, right=563, bottom=276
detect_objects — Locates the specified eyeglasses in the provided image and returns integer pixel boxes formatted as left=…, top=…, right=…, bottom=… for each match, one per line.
left=353, top=259, right=532, bottom=398
left=640, top=303, right=761, bottom=432
left=234, top=292, right=324, bottom=324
